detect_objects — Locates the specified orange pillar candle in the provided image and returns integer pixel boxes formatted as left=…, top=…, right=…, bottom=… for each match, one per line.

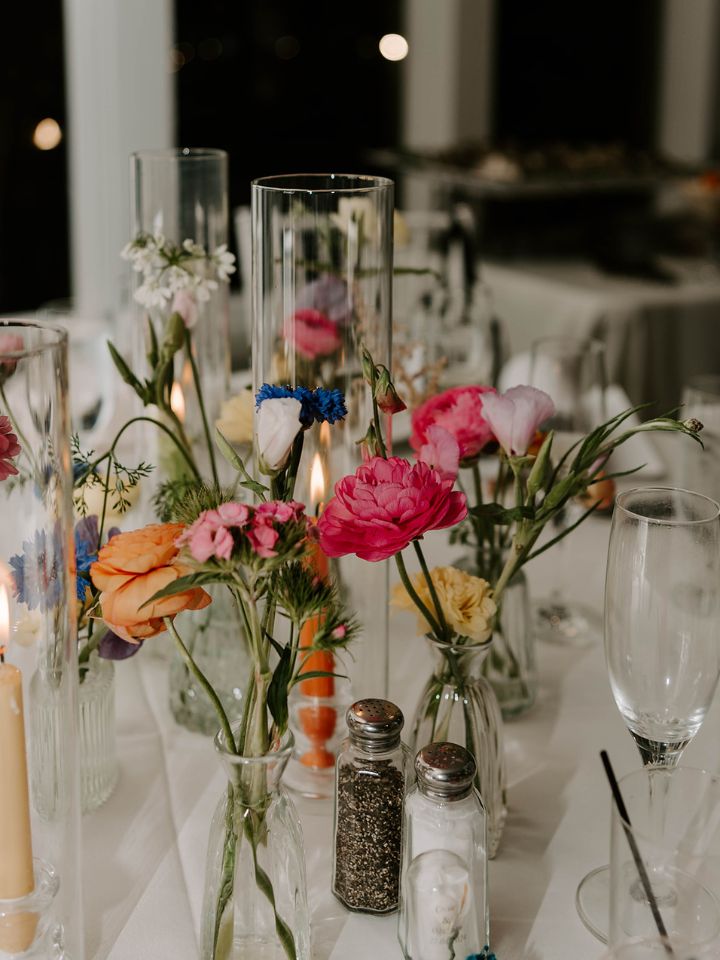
left=0, top=583, right=36, bottom=953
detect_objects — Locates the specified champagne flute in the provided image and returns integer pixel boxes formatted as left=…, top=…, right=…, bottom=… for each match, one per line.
left=577, top=487, right=720, bottom=943
left=529, top=336, right=607, bottom=645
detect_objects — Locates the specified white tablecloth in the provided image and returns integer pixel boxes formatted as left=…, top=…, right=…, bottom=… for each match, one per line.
left=82, top=459, right=720, bottom=960
left=484, top=258, right=720, bottom=413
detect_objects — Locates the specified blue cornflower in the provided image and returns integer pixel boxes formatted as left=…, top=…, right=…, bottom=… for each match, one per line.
left=74, top=516, right=99, bottom=601
left=10, top=528, right=64, bottom=613
left=255, top=384, right=346, bottom=427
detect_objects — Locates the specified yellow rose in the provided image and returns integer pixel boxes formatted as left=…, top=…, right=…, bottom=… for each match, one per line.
left=215, top=390, right=254, bottom=445
left=392, top=566, right=496, bottom=643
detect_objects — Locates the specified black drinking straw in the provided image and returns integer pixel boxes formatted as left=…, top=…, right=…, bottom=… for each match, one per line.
left=600, top=750, right=676, bottom=959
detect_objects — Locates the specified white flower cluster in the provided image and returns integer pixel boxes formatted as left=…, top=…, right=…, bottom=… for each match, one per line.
left=122, top=233, right=236, bottom=312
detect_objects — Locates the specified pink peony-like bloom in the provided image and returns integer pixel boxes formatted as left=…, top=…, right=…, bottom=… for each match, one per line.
left=0, top=415, right=21, bottom=481
left=318, top=456, right=467, bottom=562
left=411, top=385, right=496, bottom=463
left=285, top=309, right=342, bottom=360
left=418, top=424, right=460, bottom=482
left=0, top=334, right=24, bottom=385
left=480, top=385, right=555, bottom=457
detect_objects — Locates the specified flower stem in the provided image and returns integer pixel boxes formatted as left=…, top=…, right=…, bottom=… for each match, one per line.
left=164, top=617, right=237, bottom=753
left=395, top=550, right=443, bottom=639
left=412, top=540, right=450, bottom=641
left=83, top=415, right=201, bottom=482
left=183, top=327, right=219, bottom=487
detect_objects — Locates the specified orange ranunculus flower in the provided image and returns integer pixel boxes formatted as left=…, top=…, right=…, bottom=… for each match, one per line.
left=90, top=523, right=211, bottom=643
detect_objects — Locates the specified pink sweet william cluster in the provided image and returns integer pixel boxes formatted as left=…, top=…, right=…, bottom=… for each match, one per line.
left=178, top=499, right=306, bottom=563
left=318, top=456, right=467, bottom=562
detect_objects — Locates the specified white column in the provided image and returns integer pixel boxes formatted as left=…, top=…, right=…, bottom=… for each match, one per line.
left=63, top=0, right=174, bottom=319
left=658, top=0, right=718, bottom=164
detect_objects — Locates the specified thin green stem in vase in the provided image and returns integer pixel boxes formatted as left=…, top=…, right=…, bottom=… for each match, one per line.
left=183, top=326, right=219, bottom=487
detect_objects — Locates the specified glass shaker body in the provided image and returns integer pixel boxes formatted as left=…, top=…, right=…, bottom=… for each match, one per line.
left=332, top=699, right=412, bottom=914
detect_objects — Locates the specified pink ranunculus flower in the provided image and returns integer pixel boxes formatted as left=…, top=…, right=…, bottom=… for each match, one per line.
left=410, top=385, right=496, bottom=463
left=480, top=385, right=555, bottom=457
left=0, top=333, right=24, bottom=385
left=318, top=456, right=467, bottom=562
left=0, top=415, right=21, bottom=481
left=171, top=289, right=198, bottom=329
left=178, top=509, right=234, bottom=562
left=284, top=309, right=342, bottom=361
left=418, top=424, right=460, bottom=482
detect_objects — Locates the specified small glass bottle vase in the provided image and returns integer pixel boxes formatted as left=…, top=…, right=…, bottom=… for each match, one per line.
left=169, top=585, right=249, bottom=736
left=201, top=728, right=310, bottom=960
left=481, top=570, right=536, bottom=719
left=409, top=639, right=507, bottom=859
left=78, top=653, right=117, bottom=813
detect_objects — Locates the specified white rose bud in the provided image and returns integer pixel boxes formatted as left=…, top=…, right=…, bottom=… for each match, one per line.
left=256, top=397, right=303, bottom=474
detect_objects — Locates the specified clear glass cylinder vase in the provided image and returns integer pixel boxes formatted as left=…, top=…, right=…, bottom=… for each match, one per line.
left=169, top=585, right=249, bottom=736
left=130, top=148, right=231, bottom=483
left=251, top=173, right=394, bottom=703
left=201, top=727, right=310, bottom=960
left=79, top=653, right=117, bottom=814
left=0, top=321, right=83, bottom=958
left=409, top=638, right=507, bottom=859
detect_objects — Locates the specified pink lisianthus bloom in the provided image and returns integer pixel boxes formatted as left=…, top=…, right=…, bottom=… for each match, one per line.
left=171, top=289, right=198, bottom=329
left=318, top=456, right=467, bottom=562
left=284, top=309, right=342, bottom=361
left=410, top=385, right=496, bottom=463
left=177, top=509, right=234, bottom=562
left=417, top=424, right=460, bottom=482
left=0, top=415, right=21, bottom=481
left=480, top=385, right=555, bottom=457
left=0, top=333, right=24, bottom=385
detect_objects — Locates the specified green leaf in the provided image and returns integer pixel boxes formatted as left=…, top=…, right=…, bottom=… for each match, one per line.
left=290, top=669, right=348, bottom=688
left=216, top=427, right=268, bottom=499
left=139, top=572, right=218, bottom=608
left=526, top=430, right=553, bottom=499
left=469, top=502, right=535, bottom=525
left=267, top=646, right=292, bottom=731
left=107, top=342, right=146, bottom=400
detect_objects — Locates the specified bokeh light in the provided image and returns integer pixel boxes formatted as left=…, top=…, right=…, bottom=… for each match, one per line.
left=32, top=118, right=62, bottom=151
left=378, top=33, right=408, bottom=61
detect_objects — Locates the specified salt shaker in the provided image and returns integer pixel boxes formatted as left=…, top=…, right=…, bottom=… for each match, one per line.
left=399, top=742, right=490, bottom=960
left=332, top=698, right=412, bottom=914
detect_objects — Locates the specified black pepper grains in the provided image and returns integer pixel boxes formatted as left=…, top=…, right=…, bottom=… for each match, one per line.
left=331, top=699, right=412, bottom=914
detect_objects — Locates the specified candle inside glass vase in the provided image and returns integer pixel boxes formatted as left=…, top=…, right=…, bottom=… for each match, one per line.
left=0, top=581, right=37, bottom=953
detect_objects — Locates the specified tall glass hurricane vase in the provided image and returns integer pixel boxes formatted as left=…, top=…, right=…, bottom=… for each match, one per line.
left=131, top=150, right=246, bottom=734
left=0, top=321, right=83, bottom=959
left=252, top=174, right=394, bottom=703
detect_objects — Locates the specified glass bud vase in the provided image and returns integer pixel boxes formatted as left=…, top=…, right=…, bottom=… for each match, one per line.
left=0, top=321, right=84, bottom=959
left=252, top=173, right=394, bottom=702
left=169, top=586, right=249, bottom=736
left=409, top=638, right=507, bottom=859
left=79, top=653, right=118, bottom=813
left=201, top=727, right=310, bottom=960
left=481, top=570, right=537, bottom=718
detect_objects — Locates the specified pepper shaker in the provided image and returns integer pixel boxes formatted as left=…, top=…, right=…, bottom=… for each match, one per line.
left=332, top=698, right=412, bottom=914
left=399, top=742, right=490, bottom=959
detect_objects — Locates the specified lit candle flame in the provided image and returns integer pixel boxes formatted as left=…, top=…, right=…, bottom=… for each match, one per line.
left=170, top=381, right=185, bottom=423
left=319, top=421, right=331, bottom=448
left=310, top=452, right=327, bottom=511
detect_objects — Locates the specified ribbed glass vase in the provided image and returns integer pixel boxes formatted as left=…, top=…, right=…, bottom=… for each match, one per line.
left=79, top=653, right=118, bottom=813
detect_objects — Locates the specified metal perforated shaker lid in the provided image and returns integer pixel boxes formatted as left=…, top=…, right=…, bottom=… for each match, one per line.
left=346, top=699, right=404, bottom=750
left=415, top=742, right=476, bottom=799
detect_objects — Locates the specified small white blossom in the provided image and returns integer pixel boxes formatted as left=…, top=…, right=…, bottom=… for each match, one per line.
left=212, top=243, right=237, bottom=281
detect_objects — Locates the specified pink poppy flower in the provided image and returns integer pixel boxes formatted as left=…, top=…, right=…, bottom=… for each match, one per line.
left=284, top=309, right=342, bottom=361
left=417, top=424, right=460, bottom=482
left=318, top=456, right=467, bottom=562
left=480, top=385, right=555, bottom=457
left=411, top=385, right=496, bottom=463
left=0, top=415, right=21, bottom=481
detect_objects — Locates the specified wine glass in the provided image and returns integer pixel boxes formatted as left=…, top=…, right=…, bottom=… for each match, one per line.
left=577, top=487, right=720, bottom=943
left=529, top=336, right=607, bottom=645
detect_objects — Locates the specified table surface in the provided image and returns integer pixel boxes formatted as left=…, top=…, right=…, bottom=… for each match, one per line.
left=82, top=440, right=720, bottom=960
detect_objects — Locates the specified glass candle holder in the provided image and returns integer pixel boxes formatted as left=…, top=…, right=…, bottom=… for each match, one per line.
left=251, top=174, right=394, bottom=708
left=0, top=321, right=83, bottom=959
